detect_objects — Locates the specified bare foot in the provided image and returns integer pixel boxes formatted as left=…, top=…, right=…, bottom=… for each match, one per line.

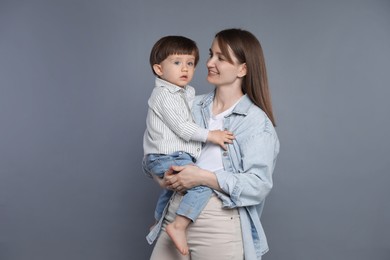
left=166, top=223, right=189, bottom=255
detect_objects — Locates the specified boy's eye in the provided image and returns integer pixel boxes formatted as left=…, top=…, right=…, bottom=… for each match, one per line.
left=188, top=62, right=194, bottom=66
left=174, top=61, right=181, bottom=65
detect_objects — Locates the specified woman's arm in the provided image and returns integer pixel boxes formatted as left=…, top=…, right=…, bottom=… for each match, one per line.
left=164, top=131, right=279, bottom=205
left=214, top=129, right=280, bottom=208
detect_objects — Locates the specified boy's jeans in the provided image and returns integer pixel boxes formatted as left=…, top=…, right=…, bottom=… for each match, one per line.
left=143, top=151, right=212, bottom=221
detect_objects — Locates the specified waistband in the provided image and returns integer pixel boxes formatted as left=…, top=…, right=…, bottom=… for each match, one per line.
left=171, top=192, right=239, bottom=217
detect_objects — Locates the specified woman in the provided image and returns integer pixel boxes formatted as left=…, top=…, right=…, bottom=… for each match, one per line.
left=148, top=28, right=280, bottom=260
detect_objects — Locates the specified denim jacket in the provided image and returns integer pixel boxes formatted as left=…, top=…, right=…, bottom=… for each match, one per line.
left=146, top=92, right=280, bottom=259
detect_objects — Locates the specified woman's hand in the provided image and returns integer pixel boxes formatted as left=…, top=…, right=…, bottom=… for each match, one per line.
left=152, top=174, right=167, bottom=189
left=163, top=164, right=222, bottom=193
left=163, top=165, right=202, bottom=192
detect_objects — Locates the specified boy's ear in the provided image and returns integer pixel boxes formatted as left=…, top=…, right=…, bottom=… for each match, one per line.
left=153, top=64, right=163, bottom=76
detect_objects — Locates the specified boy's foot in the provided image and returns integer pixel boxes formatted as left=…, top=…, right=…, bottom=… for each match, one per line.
left=166, top=223, right=189, bottom=255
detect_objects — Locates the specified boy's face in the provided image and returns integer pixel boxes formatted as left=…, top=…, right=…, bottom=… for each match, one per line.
left=153, top=54, right=196, bottom=87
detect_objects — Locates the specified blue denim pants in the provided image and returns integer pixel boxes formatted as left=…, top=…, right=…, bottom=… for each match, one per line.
left=143, top=151, right=212, bottom=222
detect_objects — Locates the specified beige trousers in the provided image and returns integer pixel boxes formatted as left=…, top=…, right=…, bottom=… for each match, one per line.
left=150, top=193, right=244, bottom=260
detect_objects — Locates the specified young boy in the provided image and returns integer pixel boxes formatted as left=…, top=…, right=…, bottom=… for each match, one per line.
left=142, top=35, right=234, bottom=255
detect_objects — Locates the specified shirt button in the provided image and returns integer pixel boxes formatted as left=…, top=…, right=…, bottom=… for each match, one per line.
left=197, top=148, right=200, bottom=151
left=223, top=151, right=228, bottom=156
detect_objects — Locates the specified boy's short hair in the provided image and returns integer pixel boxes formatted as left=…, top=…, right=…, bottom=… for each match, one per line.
left=149, top=36, right=199, bottom=75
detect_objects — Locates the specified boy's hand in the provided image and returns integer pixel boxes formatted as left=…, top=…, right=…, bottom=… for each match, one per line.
left=207, top=130, right=235, bottom=150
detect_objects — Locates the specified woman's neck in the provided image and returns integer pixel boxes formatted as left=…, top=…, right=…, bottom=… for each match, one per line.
left=212, top=87, right=244, bottom=115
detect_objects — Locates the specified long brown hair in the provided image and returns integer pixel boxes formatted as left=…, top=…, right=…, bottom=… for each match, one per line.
left=215, top=29, right=276, bottom=126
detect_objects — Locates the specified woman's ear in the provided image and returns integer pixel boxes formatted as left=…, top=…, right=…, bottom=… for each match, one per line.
left=153, top=64, right=163, bottom=76
left=238, top=63, right=247, bottom=78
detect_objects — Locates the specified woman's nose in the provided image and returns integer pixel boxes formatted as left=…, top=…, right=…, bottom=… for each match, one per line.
left=206, top=58, right=213, bottom=68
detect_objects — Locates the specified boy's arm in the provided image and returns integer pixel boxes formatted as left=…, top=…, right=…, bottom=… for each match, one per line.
left=154, top=91, right=204, bottom=142
left=207, top=130, right=235, bottom=150
left=191, top=129, right=235, bottom=150
left=190, top=128, right=209, bottom=143
left=154, top=91, right=234, bottom=147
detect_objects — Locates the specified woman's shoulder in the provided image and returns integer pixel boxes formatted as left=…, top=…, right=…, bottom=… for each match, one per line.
left=235, top=95, right=266, bottom=119
left=193, top=92, right=214, bottom=108
left=236, top=97, right=276, bottom=135
left=193, top=94, right=205, bottom=103
left=194, top=92, right=212, bottom=102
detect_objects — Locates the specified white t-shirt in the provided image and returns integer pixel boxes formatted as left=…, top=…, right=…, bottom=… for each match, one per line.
left=196, top=101, right=238, bottom=171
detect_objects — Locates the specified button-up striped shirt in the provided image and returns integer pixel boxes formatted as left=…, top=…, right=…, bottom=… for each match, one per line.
left=143, top=78, right=208, bottom=159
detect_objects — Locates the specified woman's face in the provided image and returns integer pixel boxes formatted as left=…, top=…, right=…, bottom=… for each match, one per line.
left=206, top=38, right=246, bottom=88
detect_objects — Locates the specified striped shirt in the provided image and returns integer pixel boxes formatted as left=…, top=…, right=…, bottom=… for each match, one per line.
left=143, top=78, right=208, bottom=159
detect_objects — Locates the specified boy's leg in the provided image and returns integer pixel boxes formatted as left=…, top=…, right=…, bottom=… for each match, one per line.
left=154, top=189, right=173, bottom=221
left=144, top=152, right=194, bottom=224
left=165, top=186, right=213, bottom=256
left=144, top=152, right=196, bottom=254
left=156, top=152, right=196, bottom=255
left=144, top=153, right=177, bottom=221
left=146, top=151, right=195, bottom=220
left=166, top=215, right=191, bottom=255
left=150, top=227, right=191, bottom=260
left=176, top=186, right=213, bottom=221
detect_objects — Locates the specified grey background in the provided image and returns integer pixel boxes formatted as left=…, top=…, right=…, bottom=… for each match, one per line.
left=1, top=0, right=389, bottom=259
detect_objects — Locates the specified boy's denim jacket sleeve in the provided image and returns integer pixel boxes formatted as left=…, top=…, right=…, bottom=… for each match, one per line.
left=193, top=92, right=280, bottom=208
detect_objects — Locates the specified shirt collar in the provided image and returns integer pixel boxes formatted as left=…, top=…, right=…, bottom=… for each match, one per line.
left=155, top=77, right=188, bottom=93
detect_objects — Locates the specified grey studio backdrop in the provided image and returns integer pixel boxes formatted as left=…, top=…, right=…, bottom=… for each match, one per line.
left=1, top=0, right=389, bottom=260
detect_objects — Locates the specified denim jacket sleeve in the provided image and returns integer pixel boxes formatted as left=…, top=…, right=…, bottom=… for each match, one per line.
left=214, top=112, right=280, bottom=208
